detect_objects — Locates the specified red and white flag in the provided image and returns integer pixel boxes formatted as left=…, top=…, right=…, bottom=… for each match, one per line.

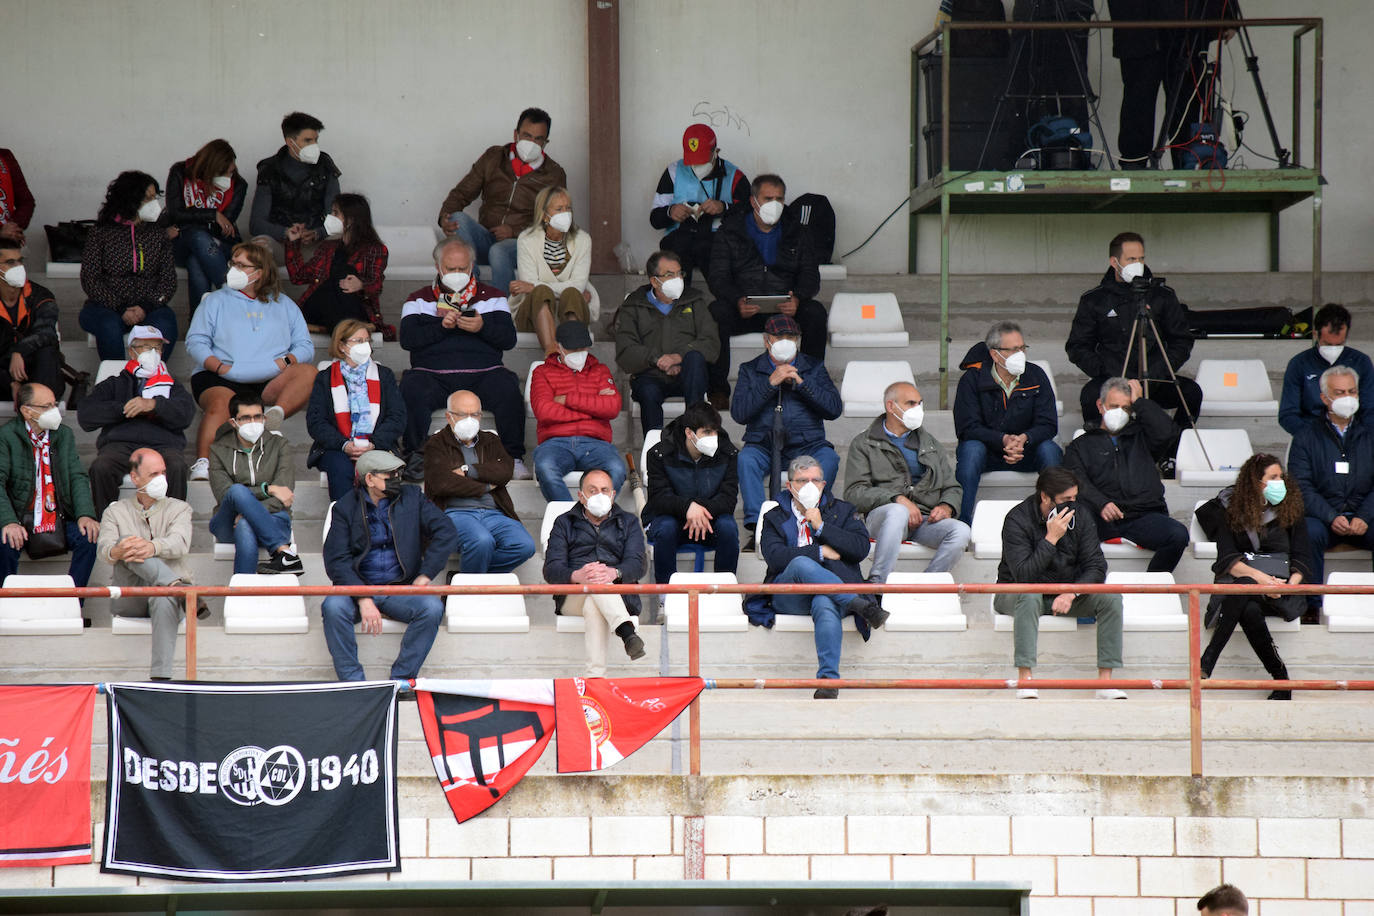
left=555, top=677, right=702, bottom=773
left=0, top=684, right=96, bottom=867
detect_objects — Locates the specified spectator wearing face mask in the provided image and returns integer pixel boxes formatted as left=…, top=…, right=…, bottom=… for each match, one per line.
left=439, top=107, right=567, bottom=295
left=649, top=124, right=750, bottom=284
left=1062, top=376, right=1189, bottom=573
left=615, top=250, right=719, bottom=435
left=285, top=192, right=392, bottom=339
left=207, top=392, right=300, bottom=576
left=165, top=139, right=246, bottom=311
left=731, top=314, right=841, bottom=548
left=954, top=320, right=1062, bottom=523
left=706, top=173, right=824, bottom=405
left=79, top=170, right=178, bottom=361
left=509, top=186, right=592, bottom=356
left=1278, top=303, right=1374, bottom=436
left=529, top=320, right=626, bottom=502
left=250, top=111, right=340, bottom=256
left=0, top=238, right=62, bottom=402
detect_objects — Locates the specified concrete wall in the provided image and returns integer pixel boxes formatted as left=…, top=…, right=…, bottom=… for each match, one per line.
left=4, top=1, right=1363, bottom=280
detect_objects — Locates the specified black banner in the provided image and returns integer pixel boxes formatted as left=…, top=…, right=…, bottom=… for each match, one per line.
left=103, top=682, right=399, bottom=881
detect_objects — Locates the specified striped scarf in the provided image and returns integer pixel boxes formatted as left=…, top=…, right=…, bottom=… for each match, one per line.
left=330, top=359, right=380, bottom=439
left=25, top=425, right=55, bottom=533
left=123, top=359, right=174, bottom=399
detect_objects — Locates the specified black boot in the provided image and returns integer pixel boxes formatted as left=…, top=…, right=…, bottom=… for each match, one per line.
left=615, top=621, right=645, bottom=661
left=1258, top=640, right=1291, bottom=701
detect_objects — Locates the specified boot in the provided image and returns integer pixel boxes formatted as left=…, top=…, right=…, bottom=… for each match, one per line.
left=615, top=621, right=646, bottom=661
left=1259, top=640, right=1291, bottom=701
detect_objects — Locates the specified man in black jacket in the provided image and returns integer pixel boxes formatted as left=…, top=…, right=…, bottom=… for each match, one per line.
left=643, top=402, right=739, bottom=584
left=78, top=326, right=195, bottom=518
left=994, top=467, right=1126, bottom=700
left=0, top=241, right=63, bottom=402
left=321, top=450, right=459, bottom=681
left=1063, top=377, right=1188, bottom=572
left=705, top=173, right=825, bottom=403
left=1066, top=232, right=1201, bottom=445
left=249, top=111, right=340, bottom=252
left=759, top=455, right=887, bottom=699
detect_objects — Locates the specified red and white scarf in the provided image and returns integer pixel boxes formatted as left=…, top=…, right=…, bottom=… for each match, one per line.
left=329, top=359, right=381, bottom=438
left=25, top=425, right=56, bottom=533
left=123, top=359, right=174, bottom=399
left=180, top=159, right=233, bottom=211
left=435, top=275, right=477, bottom=310
left=0, top=156, right=12, bottom=224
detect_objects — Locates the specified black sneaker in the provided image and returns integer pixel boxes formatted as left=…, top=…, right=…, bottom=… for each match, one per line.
left=742, top=535, right=756, bottom=553
left=258, top=550, right=304, bottom=575
left=813, top=687, right=839, bottom=699
left=1157, top=457, right=1177, bottom=480
left=622, top=633, right=646, bottom=660
left=847, top=595, right=889, bottom=630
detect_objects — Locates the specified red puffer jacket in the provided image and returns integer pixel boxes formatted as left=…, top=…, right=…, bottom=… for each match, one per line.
left=530, top=352, right=621, bottom=444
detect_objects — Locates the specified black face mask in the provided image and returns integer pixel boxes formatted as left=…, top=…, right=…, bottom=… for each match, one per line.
left=381, top=476, right=402, bottom=500
left=1049, top=500, right=1077, bottom=529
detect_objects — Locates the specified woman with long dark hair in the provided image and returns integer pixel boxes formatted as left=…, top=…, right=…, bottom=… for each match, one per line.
left=166, top=139, right=246, bottom=311
left=284, top=191, right=392, bottom=338
left=79, top=170, right=178, bottom=359
left=1200, top=452, right=1310, bottom=699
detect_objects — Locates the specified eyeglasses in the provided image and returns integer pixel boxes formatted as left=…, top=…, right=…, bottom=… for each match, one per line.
left=445, top=410, right=482, bottom=419
left=234, top=413, right=266, bottom=423
left=993, top=345, right=1030, bottom=354
left=656, top=271, right=684, bottom=280
left=791, top=476, right=823, bottom=485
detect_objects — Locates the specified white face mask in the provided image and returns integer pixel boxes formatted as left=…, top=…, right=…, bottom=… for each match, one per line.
left=212, top=175, right=233, bottom=191
left=769, top=339, right=798, bottom=363
left=1318, top=344, right=1345, bottom=364
left=225, top=266, right=252, bottom=291
left=1102, top=406, right=1131, bottom=433
left=894, top=403, right=924, bottom=430
left=33, top=406, right=62, bottom=431
left=2, top=265, right=25, bottom=288
left=1331, top=395, right=1360, bottom=420
left=323, top=213, right=345, bottom=238
left=347, top=341, right=372, bottom=365
left=515, top=139, right=543, bottom=163
left=658, top=277, right=685, bottom=301
left=296, top=142, right=322, bottom=165
left=136, top=348, right=161, bottom=372
left=757, top=200, right=784, bottom=226
left=441, top=271, right=471, bottom=293
left=584, top=492, right=613, bottom=518
left=140, top=474, right=168, bottom=501
left=691, top=160, right=715, bottom=180
left=562, top=350, right=588, bottom=372
left=692, top=432, right=719, bottom=458
left=1002, top=350, right=1027, bottom=376
left=548, top=211, right=573, bottom=233
left=235, top=420, right=264, bottom=444
left=452, top=416, right=481, bottom=442
left=1119, top=261, right=1146, bottom=283
left=794, top=481, right=822, bottom=510
left=138, top=198, right=163, bottom=222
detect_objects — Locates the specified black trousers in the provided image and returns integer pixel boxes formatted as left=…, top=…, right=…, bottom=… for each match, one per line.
left=0, top=345, right=64, bottom=401
left=1118, top=47, right=1206, bottom=168
left=399, top=367, right=525, bottom=459
left=90, top=441, right=190, bottom=520
left=1201, top=596, right=1285, bottom=678
left=660, top=222, right=717, bottom=285
left=707, top=297, right=827, bottom=394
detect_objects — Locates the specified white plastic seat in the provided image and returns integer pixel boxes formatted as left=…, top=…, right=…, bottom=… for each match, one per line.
left=664, top=572, right=747, bottom=632
left=539, top=501, right=578, bottom=553
left=95, top=359, right=126, bottom=385
left=840, top=361, right=916, bottom=417
left=970, top=500, right=1020, bottom=560
left=881, top=572, right=966, bottom=631
left=866, top=538, right=936, bottom=562
left=979, top=470, right=1038, bottom=487
left=827, top=292, right=909, bottom=348
left=112, top=616, right=185, bottom=635
left=1190, top=499, right=1217, bottom=559
left=1175, top=429, right=1252, bottom=487
left=641, top=429, right=662, bottom=481
left=1100, top=537, right=1154, bottom=561
left=1029, top=359, right=1064, bottom=417
left=375, top=224, right=445, bottom=280
left=1107, top=571, right=1186, bottom=631
left=1195, top=359, right=1279, bottom=417
left=222, top=573, right=310, bottom=634
left=0, top=575, right=83, bottom=635
left=214, top=526, right=296, bottom=561
left=1322, top=572, right=1374, bottom=632
left=445, top=572, right=530, bottom=633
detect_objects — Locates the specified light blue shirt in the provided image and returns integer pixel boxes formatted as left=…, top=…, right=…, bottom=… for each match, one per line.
left=186, top=288, right=314, bottom=383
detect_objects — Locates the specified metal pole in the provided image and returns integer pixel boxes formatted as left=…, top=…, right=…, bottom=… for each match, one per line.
left=1312, top=21, right=1324, bottom=308
left=688, top=588, right=701, bottom=777
left=939, top=182, right=951, bottom=409
left=185, top=589, right=198, bottom=681
left=1188, top=589, right=1203, bottom=777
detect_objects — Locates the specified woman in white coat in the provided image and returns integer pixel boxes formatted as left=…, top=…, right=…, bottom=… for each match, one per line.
left=508, top=185, right=593, bottom=354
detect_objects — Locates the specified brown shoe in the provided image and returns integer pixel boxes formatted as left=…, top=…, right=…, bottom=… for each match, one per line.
left=707, top=388, right=730, bottom=411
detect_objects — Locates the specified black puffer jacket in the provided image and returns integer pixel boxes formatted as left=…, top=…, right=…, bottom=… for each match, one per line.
left=642, top=416, right=738, bottom=525
left=1066, top=266, right=1193, bottom=381
left=544, top=503, right=646, bottom=616
left=706, top=207, right=820, bottom=305
left=1062, top=397, right=1174, bottom=518
left=0, top=281, right=59, bottom=360
left=996, top=494, right=1107, bottom=587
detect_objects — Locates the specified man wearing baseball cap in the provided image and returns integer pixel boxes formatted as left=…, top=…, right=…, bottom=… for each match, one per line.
left=78, top=325, right=196, bottom=519
left=731, top=314, right=841, bottom=548
left=649, top=124, right=749, bottom=284
left=321, top=448, right=459, bottom=681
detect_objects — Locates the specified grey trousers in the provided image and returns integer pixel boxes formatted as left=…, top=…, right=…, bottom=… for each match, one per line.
left=865, top=502, right=971, bottom=581
left=114, top=556, right=184, bottom=679
left=993, top=592, right=1124, bottom=671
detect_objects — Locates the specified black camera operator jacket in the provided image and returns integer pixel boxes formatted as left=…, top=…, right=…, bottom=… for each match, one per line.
left=1065, top=266, right=1194, bottom=381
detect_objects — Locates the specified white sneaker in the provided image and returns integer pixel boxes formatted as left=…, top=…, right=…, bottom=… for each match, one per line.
left=190, top=457, right=210, bottom=481
left=511, top=458, right=533, bottom=480
left=264, top=405, right=285, bottom=432
left=1017, top=688, right=1039, bottom=700
left=1096, top=688, right=1128, bottom=700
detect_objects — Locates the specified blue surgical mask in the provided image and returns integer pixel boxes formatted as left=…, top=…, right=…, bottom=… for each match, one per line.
left=1263, top=479, right=1287, bottom=506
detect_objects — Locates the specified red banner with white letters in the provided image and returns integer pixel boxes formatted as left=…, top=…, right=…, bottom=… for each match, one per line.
left=0, top=685, right=95, bottom=866
left=555, top=676, right=702, bottom=773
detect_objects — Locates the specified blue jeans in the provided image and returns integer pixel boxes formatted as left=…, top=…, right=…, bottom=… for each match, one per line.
left=208, top=483, right=293, bottom=574
left=1305, top=516, right=1374, bottom=609
left=532, top=436, right=627, bottom=502
left=738, top=444, right=840, bottom=527
left=955, top=438, right=1063, bottom=522
left=321, top=593, right=445, bottom=680
left=317, top=448, right=357, bottom=502
left=448, top=211, right=518, bottom=293
left=770, top=556, right=858, bottom=680
left=631, top=350, right=709, bottom=434
left=646, top=514, right=739, bottom=584
left=173, top=227, right=233, bottom=310
left=0, top=518, right=98, bottom=588
left=79, top=302, right=179, bottom=362
left=446, top=507, right=536, bottom=574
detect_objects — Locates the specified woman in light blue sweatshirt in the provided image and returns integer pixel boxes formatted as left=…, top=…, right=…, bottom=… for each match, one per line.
left=185, top=240, right=317, bottom=480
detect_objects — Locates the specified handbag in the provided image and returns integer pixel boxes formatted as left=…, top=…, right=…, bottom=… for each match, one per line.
left=24, top=515, right=67, bottom=559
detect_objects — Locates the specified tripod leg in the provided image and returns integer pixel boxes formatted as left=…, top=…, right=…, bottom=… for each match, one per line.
left=1142, top=315, right=1214, bottom=471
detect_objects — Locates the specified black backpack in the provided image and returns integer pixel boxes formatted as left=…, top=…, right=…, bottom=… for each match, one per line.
left=787, top=193, right=835, bottom=264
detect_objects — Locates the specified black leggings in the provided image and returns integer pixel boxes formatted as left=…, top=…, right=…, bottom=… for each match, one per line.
left=1201, top=597, right=1284, bottom=677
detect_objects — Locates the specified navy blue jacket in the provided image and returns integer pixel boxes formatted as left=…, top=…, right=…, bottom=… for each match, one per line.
left=642, top=416, right=739, bottom=525
left=324, top=484, right=459, bottom=587
left=754, top=490, right=873, bottom=638
left=543, top=503, right=647, bottom=616
left=1278, top=345, right=1374, bottom=436
left=1289, top=414, right=1374, bottom=527
left=954, top=342, right=1058, bottom=448
left=399, top=284, right=516, bottom=372
left=731, top=352, right=841, bottom=455
left=305, top=361, right=406, bottom=468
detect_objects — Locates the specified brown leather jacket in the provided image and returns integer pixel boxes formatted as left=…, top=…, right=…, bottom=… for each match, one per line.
left=437, top=144, right=568, bottom=234
left=422, top=427, right=518, bottom=520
